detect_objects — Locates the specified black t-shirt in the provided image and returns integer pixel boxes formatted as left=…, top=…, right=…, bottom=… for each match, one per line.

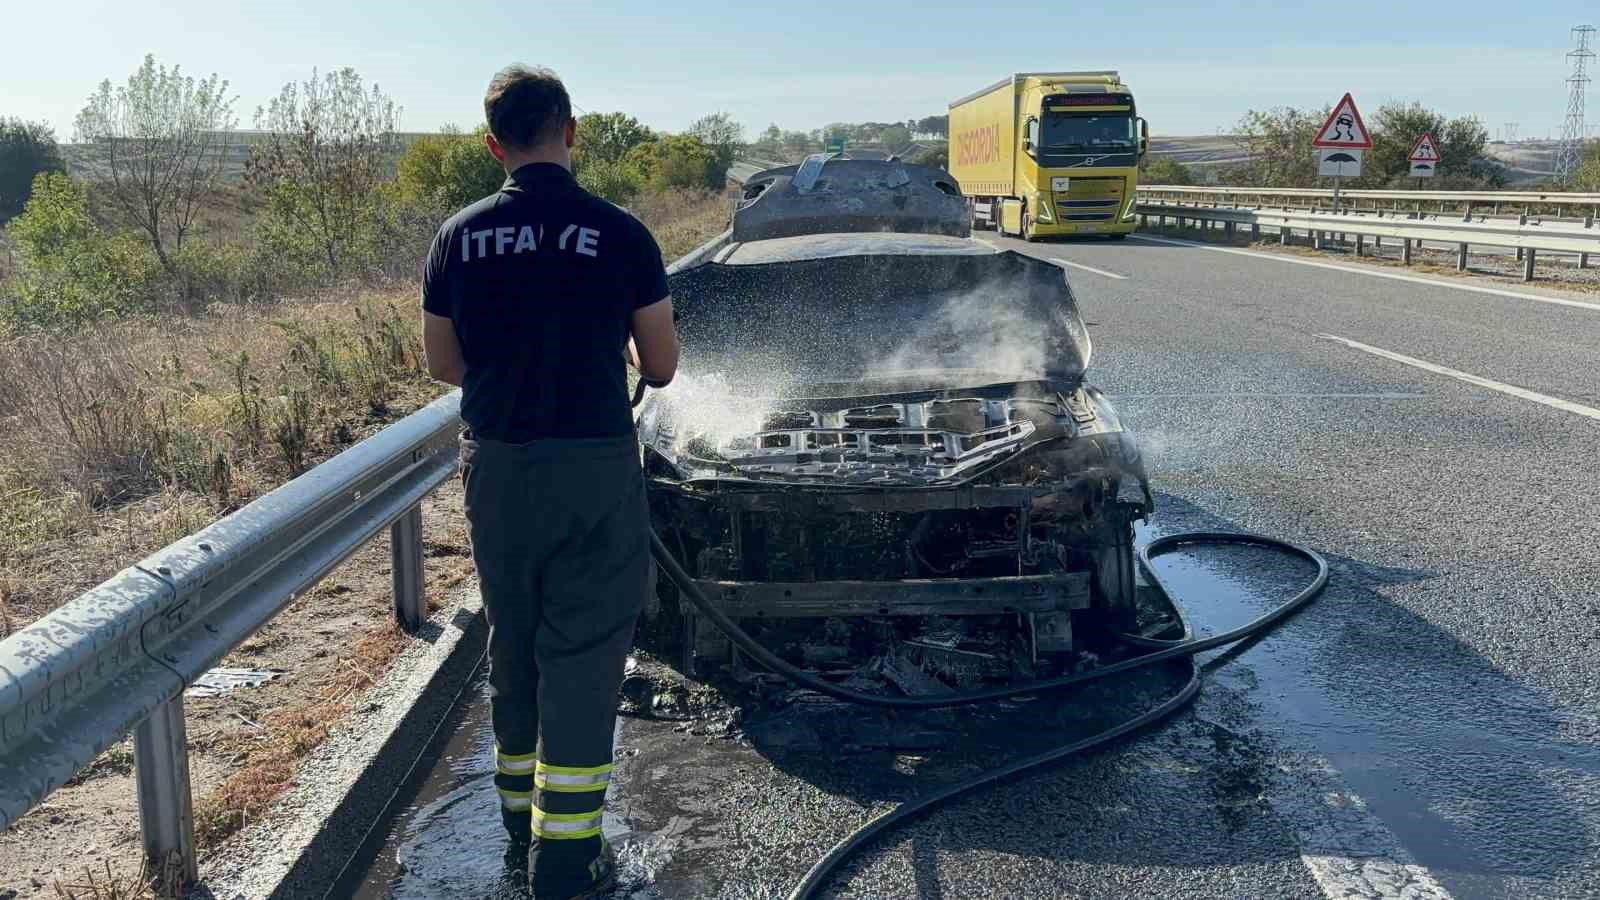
left=421, top=163, right=669, bottom=441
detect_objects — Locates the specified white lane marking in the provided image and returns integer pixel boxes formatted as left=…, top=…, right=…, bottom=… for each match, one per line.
left=972, top=237, right=1002, bottom=252
left=1051, top=257, right=1129, bottom=280
left=1131, top=233, right=1600, bottom=313
left=1318, top=334, right=1600, bottom=422
left=1265, top=760, right=1457, bottom=900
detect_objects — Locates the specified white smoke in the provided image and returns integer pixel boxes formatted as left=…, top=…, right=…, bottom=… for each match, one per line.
left=869, top=277, right=1053, bottom=381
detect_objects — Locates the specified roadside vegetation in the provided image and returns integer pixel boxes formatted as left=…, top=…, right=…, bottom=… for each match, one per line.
left=1225, top=101, right=1505, bottom=189
left=0, top=53, right=734, bottom=887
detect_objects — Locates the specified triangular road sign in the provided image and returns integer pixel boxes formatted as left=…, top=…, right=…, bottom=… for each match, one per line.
left=1408, top=132, right=1442, bottom=163
left=1312, top=93, right=1372, bottom=149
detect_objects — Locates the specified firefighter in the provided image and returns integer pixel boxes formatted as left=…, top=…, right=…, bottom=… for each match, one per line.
left=419, top=63, right=679, bottom=898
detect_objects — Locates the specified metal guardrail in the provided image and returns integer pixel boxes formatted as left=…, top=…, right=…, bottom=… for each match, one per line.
left=0, top=392, right=462, bottom=886
left=0, top=224, right=734, bottom=893
left=1135, top=201, right=1598, bottom=280
left=1139, top=184, right=1600, bottom=209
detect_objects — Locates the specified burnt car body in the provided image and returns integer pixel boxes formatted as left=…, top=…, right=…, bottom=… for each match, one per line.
left=639, top=157, right=1151, bottom=681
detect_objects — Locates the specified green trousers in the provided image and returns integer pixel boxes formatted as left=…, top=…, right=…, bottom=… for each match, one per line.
left=460, top=432, right=651, bottom=872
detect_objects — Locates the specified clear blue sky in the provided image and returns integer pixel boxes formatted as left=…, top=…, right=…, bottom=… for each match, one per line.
left=3, top=1, right=1586, bottom=141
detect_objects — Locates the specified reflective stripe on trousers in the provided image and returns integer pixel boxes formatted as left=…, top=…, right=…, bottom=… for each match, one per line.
left=497, top=743, right=538, bottom=776
left=536, top=760, right=612, bottom=792
left=532, top=806, right=605, bottom=840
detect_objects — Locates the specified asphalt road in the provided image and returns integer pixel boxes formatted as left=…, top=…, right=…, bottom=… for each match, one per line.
left=346, top=233, right=1600, bottom=899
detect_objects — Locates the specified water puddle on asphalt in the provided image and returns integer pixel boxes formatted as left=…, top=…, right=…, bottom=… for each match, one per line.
left=1137, top=520, right=1600, bottom=898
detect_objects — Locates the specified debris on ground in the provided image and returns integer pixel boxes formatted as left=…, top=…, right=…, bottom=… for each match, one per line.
left=184, top=667, right=285, bottom=699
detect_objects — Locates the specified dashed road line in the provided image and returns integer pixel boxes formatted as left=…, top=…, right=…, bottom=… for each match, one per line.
left=1051, top=257, right=1129, bottom=280
left=1318, top=333, right=1600, bottom=421
left=1131, top=234, right=1600, bottom=313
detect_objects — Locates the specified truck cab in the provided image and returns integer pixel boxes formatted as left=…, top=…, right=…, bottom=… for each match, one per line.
left=1018, top=76, right=1147, bottom=238
left=950, top=72, right=1149, bottom=241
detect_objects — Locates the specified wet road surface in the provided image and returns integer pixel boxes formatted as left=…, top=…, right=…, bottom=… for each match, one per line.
left=340, top=233, right=1600, bottom=899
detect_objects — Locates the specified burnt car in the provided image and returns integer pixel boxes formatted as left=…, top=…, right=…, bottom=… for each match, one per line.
left=638, top=157, right=1152, bottom=683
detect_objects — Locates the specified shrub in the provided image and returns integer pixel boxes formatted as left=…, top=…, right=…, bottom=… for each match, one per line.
left=1140, top=158, right=1195, bottom=185
left=395, top=127, right=504, bottom=209
left=626, top=135, right=719, bottom=193
left=577, top=157, right=643, bottom=205
left=3, top=173, right=166, bottom=327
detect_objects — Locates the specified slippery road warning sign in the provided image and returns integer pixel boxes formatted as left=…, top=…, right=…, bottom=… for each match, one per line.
left=1408, top=132, right=1441, bottom=177
left=1312, top=94, right=1373, bottom=149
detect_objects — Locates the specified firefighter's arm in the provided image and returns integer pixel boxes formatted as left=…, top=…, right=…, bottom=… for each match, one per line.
left=629, top=297, right=679, bottom=388
left=422, top=311, right=467, bottom=387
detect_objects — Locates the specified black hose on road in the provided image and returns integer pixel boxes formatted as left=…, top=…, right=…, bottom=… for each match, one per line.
left=647, top=529, right=1329, bottom=899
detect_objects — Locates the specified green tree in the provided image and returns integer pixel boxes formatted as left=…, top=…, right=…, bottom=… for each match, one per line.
left=626, top=135, right=717, bottom=192
left=1573, top=142, right=1600, bottom=191
left=781, top=130, right=813, bottom=159
left=396, top=126, right=503, bottom=208
left=73, top=54, right=236, bottom=273
left=752, top=123, right=783, bottom=157
left=880, top=124, right=913, bottom=155
left=1139, top=157, right=1194, bottom=185
left=7, top=172, right=95, bottom=259
left=0, top=118, right=66, bottom=221
left=916, top=115, right=948, bottom=137
left=1361, top=103, right=1492, bottom=188
left=4, top=172, right=162, bottom=326
left=688, top=112, right=743, bottom=185
left=1227, top=106, right=1328, bottom=188
left=576, top=157, right=643, bottom=204
left=248, top=68, right=400, bottom=272
left=574, top=112, right=654, bottom=167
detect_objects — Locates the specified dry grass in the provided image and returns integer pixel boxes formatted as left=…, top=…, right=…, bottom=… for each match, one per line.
left=51, top=859, right=157, bottom=900
left=0, top=291, right=435, bottom=628
left=191, top=616, right=411, bottom=847
left=632, top=189, right=733, bottom=261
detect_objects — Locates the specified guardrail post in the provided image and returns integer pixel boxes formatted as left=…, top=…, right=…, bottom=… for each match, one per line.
left=1516, top=214, right=1527, bottom=262
left=1457, top=243, right=1469, bottom=272
left=1280, top=225, right=1289, bottom=245
left=1225, top=221, right=1235, bottom=240
left=1250, top=222, right=1260, bottom=242
left=1401, top=238, right=1413, bottom=266
left=1313, top=230, right=1324, bottom=250
left=134, top=698, right=197, bottom=896
left=1355, top=234, right=1365, bottom=257
left=393, top=503, right=425, bottom=631
left=1523, top=248, right=1536, bottom=282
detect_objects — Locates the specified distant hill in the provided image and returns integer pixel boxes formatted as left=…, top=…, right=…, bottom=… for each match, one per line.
left=59, top=130, right=442, bottom=180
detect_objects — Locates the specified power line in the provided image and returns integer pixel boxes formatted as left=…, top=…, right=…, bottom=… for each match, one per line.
left=1555, top=24, right=1595, bottom=184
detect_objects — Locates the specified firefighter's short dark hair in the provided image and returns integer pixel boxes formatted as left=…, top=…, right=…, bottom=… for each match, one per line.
left=484, top=64, right=572, bottom=150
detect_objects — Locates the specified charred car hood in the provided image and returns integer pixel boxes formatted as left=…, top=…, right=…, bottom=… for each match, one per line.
left=641, top=244, right=1113, bottom=488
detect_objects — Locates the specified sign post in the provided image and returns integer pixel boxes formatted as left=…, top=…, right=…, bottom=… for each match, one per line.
left=1408, top=132, right=1442, bottom=186
left=1312, top=93, right=1373, bottom=214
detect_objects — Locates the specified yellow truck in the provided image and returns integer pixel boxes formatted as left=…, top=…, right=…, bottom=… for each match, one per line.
left=948, top=71, right=1147, bottom=240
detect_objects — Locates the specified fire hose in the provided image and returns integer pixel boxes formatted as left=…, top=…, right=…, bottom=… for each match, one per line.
left=647, top=530, right=1328, bottom=899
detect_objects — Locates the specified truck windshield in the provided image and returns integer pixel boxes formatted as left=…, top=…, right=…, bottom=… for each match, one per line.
left=1040, top=114, right=1136, bottom=152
